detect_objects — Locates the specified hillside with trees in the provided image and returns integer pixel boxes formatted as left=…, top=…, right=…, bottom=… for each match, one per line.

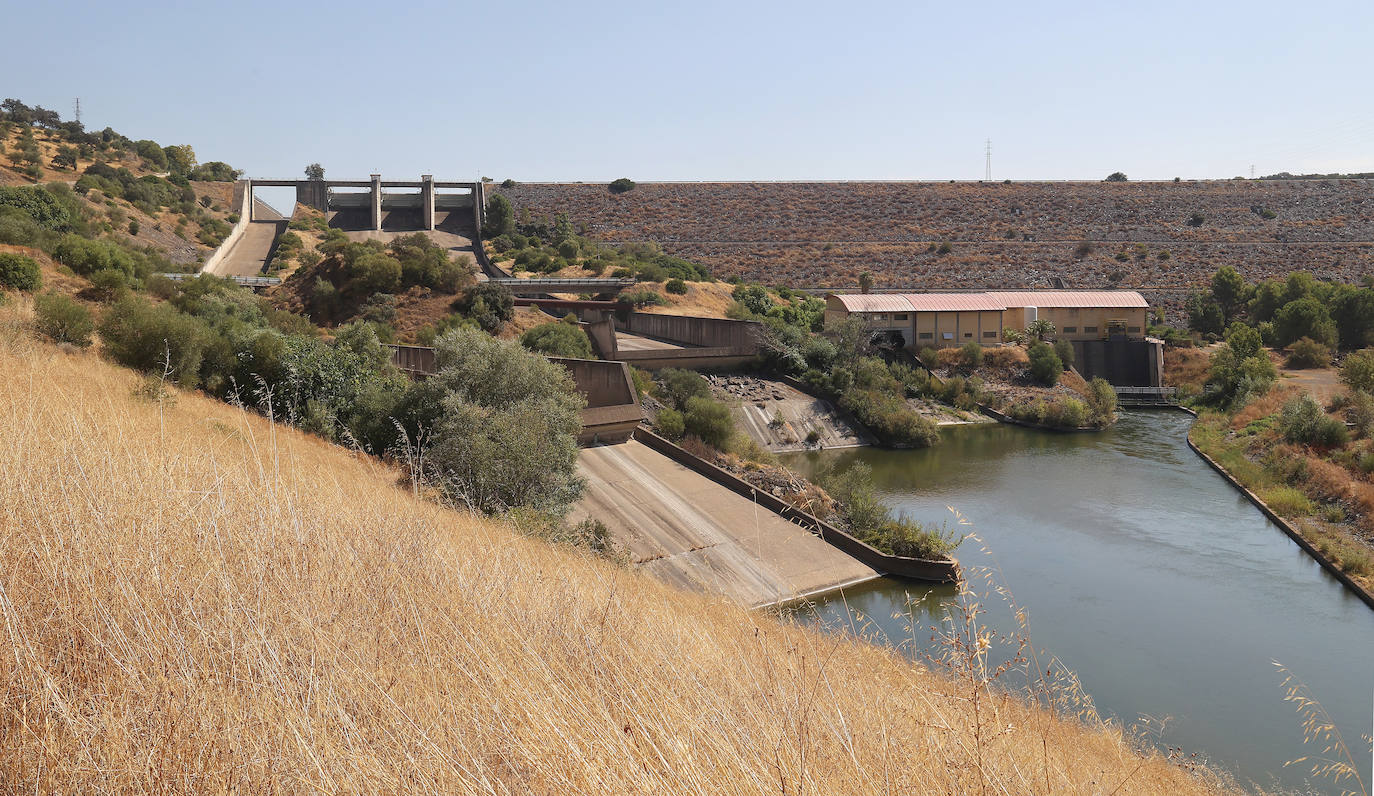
left=0, top=98, right=241, bottom=266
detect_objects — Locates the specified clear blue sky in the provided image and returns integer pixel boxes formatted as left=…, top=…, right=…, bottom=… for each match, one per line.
left=7, top=0, right=1372, bottom=181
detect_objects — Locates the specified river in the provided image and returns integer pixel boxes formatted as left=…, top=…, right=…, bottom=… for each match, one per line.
left=782, top=410, right=1374, bottom=794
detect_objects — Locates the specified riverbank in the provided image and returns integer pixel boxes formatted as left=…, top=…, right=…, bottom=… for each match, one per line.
left=1187, top=409, right=1374, bottom=608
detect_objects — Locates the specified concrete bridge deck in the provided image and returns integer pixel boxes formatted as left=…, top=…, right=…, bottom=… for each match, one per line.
left=574, top=441, right=878, bottom=608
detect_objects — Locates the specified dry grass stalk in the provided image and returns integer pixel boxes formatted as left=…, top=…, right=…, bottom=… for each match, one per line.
left=0, top=315, right=1236, bottom=794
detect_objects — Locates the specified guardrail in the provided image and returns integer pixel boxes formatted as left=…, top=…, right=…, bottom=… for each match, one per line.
left=1113, top=386, right=1177, bottom=395
left=157, top=272, right=281, bottom=288
left=490, top=278, right=636, bottom=292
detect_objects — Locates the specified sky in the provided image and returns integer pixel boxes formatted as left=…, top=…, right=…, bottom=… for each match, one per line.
left=6, top=0, right=1374, bottom=182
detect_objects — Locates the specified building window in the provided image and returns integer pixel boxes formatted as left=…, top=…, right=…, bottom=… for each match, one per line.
left=918, top=332, right=933, bottom=339
left=874, top=313, right=888, bottom=322
left=893, top=313, right=908, bottom=321
left=1062, top=326, right=1078, bottom=333
left=964, top=332, right=973, bottom=338
left=1128, top=326, right=1141, bottom=333
left=983, top=331, right=996, bottom=338
left=1084, top=326, right=1098, bottom=333
left=942, top=332, right=954, bottom=340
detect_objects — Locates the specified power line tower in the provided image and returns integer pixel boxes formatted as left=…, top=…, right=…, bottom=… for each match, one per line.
left=984, top=139, right=992, bottom=181
left=1250, top=164, right=1255, bottom=179
left=73, top=98, right=80, bottom=126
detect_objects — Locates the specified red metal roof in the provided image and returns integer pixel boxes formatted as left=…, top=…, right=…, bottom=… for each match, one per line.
left=985, top=291, right=1149, bottom=309
left=828, top=294, right=919, bottom=313
left=899, top=293, right=1007, bottom=312
left=829, top=290, right=1148, bottom=314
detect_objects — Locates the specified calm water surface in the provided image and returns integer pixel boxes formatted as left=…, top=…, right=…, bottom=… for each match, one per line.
left=783, top=410, right=1374, bottom=793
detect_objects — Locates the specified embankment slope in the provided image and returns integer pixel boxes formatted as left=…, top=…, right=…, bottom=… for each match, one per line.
left=494, top=180, right=1374, bottom=318
left=0, top=308, right=1232, bottom=794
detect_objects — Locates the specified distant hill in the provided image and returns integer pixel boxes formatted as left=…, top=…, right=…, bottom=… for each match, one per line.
left=493, top=180, right=1374, bottom=321
left=0, top=98, right=240, bottom=265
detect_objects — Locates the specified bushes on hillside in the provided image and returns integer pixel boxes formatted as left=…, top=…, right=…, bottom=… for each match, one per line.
left=0, top=186, right=71, bottom=231
left=817, top=461, right=960, bottom=559
left=609, top=178, right=636, bottom=194
left=1027, top=341, right=1062, bottom=385
left=0, top=252, right=40, bottom=291
left=1286, top=337, right=1331, bottom=368
left=839, top=388, right=940, bottom=447
left=455, top=282, right=514, bottom=332
left=54, top=234, right=141, bottom=279
left=98, top=295, right=213, bottom=388
left=33, top=293, right=92, bottom=346
left=520, top=319, right=594, bottom=359
left=1340, top=349, right=1374, bottom=393
left=422, top=329, right=585, bottom=514
left=1279, top=394, right=1348, bottom=447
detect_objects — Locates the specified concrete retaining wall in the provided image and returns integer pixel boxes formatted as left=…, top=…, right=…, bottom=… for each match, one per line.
left=632, top=428, right=960, bottom=583
left=617, top=313, right=762, bottom=351
left=615, top=349, right=760, bottom=370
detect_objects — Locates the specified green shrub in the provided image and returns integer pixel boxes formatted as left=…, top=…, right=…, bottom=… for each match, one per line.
left=0, top=251, right=40, bottom=291
left=664, top=278, right=687, bottom=295
left=1053, top=338, right=1074, bottom=369
left=53, top=234, right=138, bottom=277
left=608, top=178, right=636, bottom=194
left=839, top=388, right=940, bottom=447
left=1027, top=341, right=1062, bottom=385
left=1085, top=377, right=1118, bottom=425
left=959, top=341, right=983, bottom=369
left=88, top=268, right=129, bottom=301
left=1340, top=349, right=1374, bottom=393
left=423, top=328, right=585, bottom=514
left=656, top=368, right=710, bottom=410
left=683, top=395, right=733, bottom=449
left=1286, top=336, right=1331, bottom=369
left=98, top=296, right=212, bottom=387
left=656, top=407, right=685, bottom=439
left=32, top=293, right=92, bottom=346
left=617, top=288, right=667, bottom=307
left=520, top=321, right=594, bottom=359
left=1279, top=394, right=1348, bottom=447
left=455, top=282, right=514, bottom=332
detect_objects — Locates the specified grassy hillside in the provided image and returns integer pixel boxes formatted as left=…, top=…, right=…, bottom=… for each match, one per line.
left=492, top=181, right=1374, bottom=320
left=0, top=305, right=1232, bottom=793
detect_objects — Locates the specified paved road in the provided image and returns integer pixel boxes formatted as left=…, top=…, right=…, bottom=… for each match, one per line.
left=574, top=441, right=877, bottom=607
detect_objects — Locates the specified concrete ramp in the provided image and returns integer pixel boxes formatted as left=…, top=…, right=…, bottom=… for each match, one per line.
left=212, top=217, right=286, bottom=277
left=575, top=441, right=877, bottom=607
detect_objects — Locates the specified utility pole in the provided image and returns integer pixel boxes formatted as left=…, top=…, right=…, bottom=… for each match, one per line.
left=73, top=98, right=80, bottom=126
left=985, top=139, right=992, bottom=181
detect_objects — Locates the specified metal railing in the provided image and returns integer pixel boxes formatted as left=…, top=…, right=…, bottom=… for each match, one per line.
left=157, top=273, right=281, bottom=287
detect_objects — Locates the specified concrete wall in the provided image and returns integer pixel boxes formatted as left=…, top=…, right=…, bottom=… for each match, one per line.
left=200, top=180, right=253, bottom=274
left=617, top=313, right=761, bottom=351
left=1070, top=339, right=1164, bottom=386
left=912, top=310, right=1004, bottom=348
left=633, top=428, right=959, bottom=582
left=1004, top=306, right=1148, bottom=341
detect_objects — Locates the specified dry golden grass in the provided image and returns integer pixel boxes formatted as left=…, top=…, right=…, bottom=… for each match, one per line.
left=0, top=309, right=1235, bottom=794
